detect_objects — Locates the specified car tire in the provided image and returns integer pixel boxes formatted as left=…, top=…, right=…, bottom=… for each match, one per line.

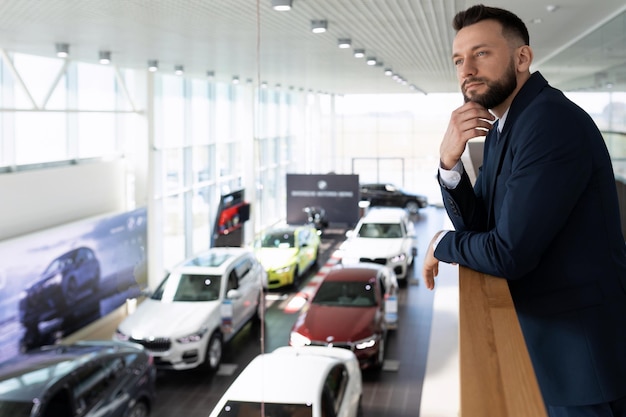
left=404, top=201, right=419, bottom=214
left=357, top=396, right=365, bottom=417
left=373, top=334, right=386, bottom=370
left=125, top=401, right=149, bottom=417
left=291, top=266, right=300, bottom=289
left=204, top=332, right=223, bottom=373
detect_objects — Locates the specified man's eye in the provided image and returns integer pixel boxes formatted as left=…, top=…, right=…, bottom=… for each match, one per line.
left=453, top=59, right=463, bottom=66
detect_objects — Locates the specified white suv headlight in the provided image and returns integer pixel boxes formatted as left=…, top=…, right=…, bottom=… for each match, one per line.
left=114, top=328, right=130, bottom=341
left=390, top=253, right=406, bottom=263
left=176, top=327, right=208, bottom=344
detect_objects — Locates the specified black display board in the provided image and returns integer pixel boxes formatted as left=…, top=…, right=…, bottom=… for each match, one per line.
left=286, top=174, right=360, bottom=226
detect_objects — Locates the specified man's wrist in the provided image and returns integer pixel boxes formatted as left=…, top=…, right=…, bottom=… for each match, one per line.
left=432, top=230, right=449, bottom=251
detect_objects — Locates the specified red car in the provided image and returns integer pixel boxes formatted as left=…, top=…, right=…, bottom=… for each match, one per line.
left=289, top=263, right=398, bottom=370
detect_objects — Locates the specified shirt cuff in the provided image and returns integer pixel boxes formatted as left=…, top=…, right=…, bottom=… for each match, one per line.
left=433, top=230, right=449, bottom=251
left=439, top=160, right=464, bottom=189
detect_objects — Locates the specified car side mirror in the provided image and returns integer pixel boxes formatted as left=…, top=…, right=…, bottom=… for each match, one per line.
left=345, top=230, right=354, bottom=238
left=227, top=289, right=242, bottom=300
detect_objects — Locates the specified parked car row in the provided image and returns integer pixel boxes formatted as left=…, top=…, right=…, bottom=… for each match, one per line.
left=2, top=206, right=418, bottom=417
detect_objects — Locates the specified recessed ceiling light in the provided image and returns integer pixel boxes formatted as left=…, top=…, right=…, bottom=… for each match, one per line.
left=98, top=50, right=111, bottom=65
left=338, top=38, right=351, bottom=49
left=271, top=0, right=292, bottom=11
left=311, top=20, right=328, bottom=34
left=55, top=43, right=69, bottom=58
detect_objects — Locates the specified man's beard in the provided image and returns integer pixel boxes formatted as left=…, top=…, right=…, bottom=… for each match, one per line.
left=462, top=61, right=517, bottom=109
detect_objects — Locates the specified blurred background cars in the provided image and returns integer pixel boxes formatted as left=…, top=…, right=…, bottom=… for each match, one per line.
left=253, top=224, right=320, bottom=290
left=303, top=205, right=329, bottom=232
left=289, top=263, right=398, bottom=371
left=0, top=340, right=156, bottom=417
left=18, top=246, right=101, bottom=351
left=208, top=345, right=363, bottom=417
left=359, top=183, right=428, bottom=214
left=113, top=247, right=265, bottom=373
left=340, top=207, right=417, bottom=283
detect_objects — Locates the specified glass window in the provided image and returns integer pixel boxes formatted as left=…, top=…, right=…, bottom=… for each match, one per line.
left=76, top=63, right=116, bottom=110
left=12, top=53, right=65, bottom=108
left=190, top=79, right=210, bottom=144
left=156, top=75, right=185, bottom=148
left=164, top=193, right=185, bottom=269
left=15, top=112, right=67, bottom=164
left=78, top=113, right=116, bottom=158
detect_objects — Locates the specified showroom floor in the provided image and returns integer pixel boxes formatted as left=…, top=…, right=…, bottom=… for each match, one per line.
left=150, top=206, right=447, bottom=417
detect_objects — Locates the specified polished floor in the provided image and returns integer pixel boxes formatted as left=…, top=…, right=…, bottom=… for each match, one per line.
left=151, top=206, right=447, bottom=417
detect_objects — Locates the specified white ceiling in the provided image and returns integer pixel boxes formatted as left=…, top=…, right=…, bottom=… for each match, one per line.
left=0, top=0, right=625, bottom=95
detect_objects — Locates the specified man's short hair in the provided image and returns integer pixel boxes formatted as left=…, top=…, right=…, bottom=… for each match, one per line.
left=453, top=4, right=530, bottom=46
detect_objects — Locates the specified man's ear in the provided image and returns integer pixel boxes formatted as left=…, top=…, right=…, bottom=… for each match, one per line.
left=517, top=45, right=533, bottom=72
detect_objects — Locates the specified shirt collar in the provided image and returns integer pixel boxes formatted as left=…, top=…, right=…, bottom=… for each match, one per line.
left=497, top=108, right=510, bottom=133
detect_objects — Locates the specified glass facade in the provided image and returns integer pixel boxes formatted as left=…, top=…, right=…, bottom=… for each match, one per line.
left=0, top=49, right=624, bottom=281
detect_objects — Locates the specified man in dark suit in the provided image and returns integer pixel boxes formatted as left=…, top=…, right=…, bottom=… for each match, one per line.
left=422, top=4, right=626, bottom=416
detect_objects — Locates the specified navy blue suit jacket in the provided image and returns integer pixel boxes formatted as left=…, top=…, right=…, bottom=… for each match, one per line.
left=436, top=72, right=626, bottom=406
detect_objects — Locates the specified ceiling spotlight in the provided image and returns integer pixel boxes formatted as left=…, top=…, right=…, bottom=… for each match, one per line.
left=338, top=38, right=351, bottom=49
left=232, top=76, right=240, bottom=84
left=148, top=60, right=158, bottom=72
left=384, top=68, right=393, bottom=76
left=353, top=49, right=365, bottom=58
left=546, top=4, right=559, bottom=12
left=55, top=43, right=69, bottom=58
left=98, top=50, right=111, bottom=65
left=261, top=81, right=268, bottom=89
left=175, top=65, right=184, bottom=76
left=207, top=70, right=215, bottom=79
left=366, top=57, right=377, bottom=66
left=271, top=0, right=292, bottom=11
left=311, top=20, right=328, bottom=34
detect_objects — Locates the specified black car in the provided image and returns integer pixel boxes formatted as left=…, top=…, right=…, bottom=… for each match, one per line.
left=0, top=340, right=156, bottom=417
left=19, top=247, right=101, bottom=350
left=359, top=183, right=428, bottom=214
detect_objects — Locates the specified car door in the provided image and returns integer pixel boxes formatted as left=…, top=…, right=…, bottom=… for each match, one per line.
left=297, top=228, right=316, bottom=270
left=228, top=256, right=259, bottom=328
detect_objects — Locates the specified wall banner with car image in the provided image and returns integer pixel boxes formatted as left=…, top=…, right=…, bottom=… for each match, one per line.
left=286, top=174, right=360, bottom=226
left=0, top=207, right=147, bottom=361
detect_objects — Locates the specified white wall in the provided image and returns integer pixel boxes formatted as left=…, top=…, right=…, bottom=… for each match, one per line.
left=0, top=160, right=127, bottom=241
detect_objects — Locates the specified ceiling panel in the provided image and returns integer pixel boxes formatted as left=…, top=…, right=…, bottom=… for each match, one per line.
left=0, top=0, right=624, bottom=94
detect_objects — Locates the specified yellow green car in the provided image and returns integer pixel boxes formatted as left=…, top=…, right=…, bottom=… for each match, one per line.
left=254, top=225, right=321, bottom=290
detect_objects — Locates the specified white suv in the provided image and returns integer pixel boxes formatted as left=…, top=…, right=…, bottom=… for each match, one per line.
left=340, top=207, right=417, bottom=281
left=113, top=247, right=266, bottom=372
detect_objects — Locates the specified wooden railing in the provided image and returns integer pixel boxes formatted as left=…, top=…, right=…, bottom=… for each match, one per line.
left=459, top=266, right=547, bottom=417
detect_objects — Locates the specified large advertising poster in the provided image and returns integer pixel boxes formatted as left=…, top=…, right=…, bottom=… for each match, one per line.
left=0, top=207, right=147, bottom=361
left=286, top=174, right=360, bottom=226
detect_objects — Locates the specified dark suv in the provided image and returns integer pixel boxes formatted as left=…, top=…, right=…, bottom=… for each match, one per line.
left=359, top=183, right=428, bottom=214
left=19, top=247, right=101, bottom=350
left=0, top=340, right=156, bottom=417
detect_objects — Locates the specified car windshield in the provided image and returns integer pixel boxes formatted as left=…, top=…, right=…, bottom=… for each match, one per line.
left=215, top=401, right=312, bottom=417
left=151, top=273, right=221, bottom=302
left=357, top=223, right=402, bottom=238
left=313, top=280, right=377, bottom=307
left=260, top=231, right=295, bottom=248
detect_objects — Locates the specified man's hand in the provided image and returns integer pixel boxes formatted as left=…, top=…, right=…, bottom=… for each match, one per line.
left=423, top=232, right=443, bottom=290
left=440, top=101, right=495, bottom=169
